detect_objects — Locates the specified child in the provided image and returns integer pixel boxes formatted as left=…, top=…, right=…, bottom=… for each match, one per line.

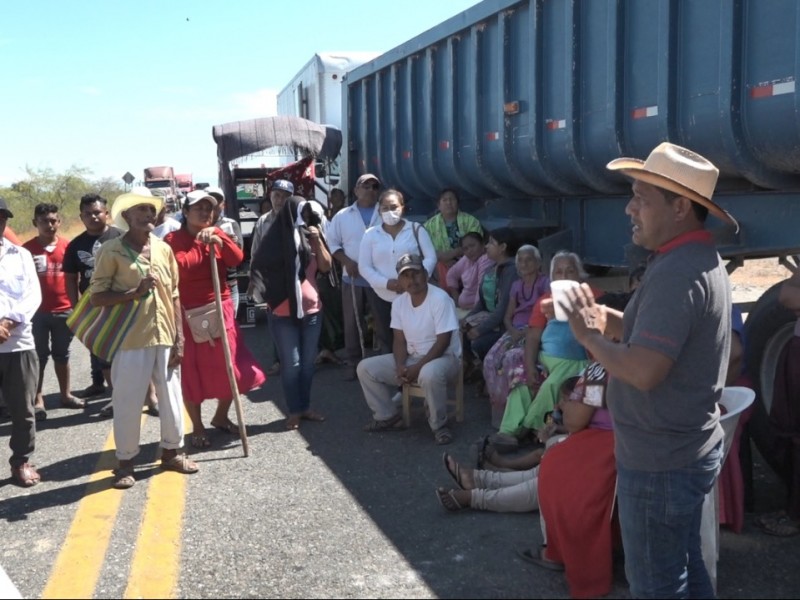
left=445, top=231, right=494, bottom=314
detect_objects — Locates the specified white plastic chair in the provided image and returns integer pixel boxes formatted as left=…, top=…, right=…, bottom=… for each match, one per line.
left=700, top=386, right=756, bottom=592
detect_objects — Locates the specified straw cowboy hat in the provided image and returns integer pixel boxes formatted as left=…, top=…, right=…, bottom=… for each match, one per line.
left=111, top=187, right=163, bottom=231
left=607, top=142, right=738, bottom=229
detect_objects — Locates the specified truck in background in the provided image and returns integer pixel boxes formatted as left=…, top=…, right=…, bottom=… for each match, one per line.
left=176, top=173, right=193, bottom=196
left=277, top=52, right=378, bottom=204
left=143, top=166, right=179, bottom=212
left=340, top=0, right=800, bottom=466
left=211, top=116, right=342, bottom=309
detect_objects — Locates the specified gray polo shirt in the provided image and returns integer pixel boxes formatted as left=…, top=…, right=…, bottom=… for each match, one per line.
left=607, top=230, right=729, bottom=471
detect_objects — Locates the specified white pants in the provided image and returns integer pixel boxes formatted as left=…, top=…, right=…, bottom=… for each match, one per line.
left=111, top=346, right=185, bottom=461
left=471, top=467, right=540, bottom=512
left=357, top=352, right=460, bottom=431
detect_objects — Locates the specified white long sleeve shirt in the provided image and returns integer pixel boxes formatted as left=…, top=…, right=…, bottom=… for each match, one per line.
left=327, top=203, right=381, bottom=280
left=0, top=240, right=42, bottom=352
left=358, top=220, right=437, bottom=302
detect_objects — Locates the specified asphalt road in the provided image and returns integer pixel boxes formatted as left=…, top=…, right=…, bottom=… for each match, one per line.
left=1, top=324, right=799, bottom=599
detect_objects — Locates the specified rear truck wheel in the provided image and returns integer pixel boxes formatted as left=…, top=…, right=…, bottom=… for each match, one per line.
left=741, top=280, right=795, bottom=504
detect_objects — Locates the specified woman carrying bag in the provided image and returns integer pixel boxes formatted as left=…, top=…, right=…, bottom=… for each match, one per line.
left=90, top=190, right=197, bottom=489
left=164, top=190, right=265, bottom=449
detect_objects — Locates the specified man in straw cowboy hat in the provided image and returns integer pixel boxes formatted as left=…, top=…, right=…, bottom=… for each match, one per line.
left=90, top=189, right=198, bottom=489
left=550, top=142, right=734, bottom=597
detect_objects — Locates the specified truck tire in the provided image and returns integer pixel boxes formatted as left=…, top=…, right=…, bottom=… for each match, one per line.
left=742, top=280, right=795, bottom=482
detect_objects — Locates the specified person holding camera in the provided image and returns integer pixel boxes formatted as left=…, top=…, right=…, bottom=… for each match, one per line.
left=250, top=196, right=333, bottom=431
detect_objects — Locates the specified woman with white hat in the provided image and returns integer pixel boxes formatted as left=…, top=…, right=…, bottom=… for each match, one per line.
left=164, top=190, right=265, bottom=449
left=90, top=190, right=198, bottom=489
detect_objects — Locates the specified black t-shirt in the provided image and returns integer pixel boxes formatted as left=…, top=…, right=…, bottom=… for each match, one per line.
left=63, top=227, right=123, bottom=293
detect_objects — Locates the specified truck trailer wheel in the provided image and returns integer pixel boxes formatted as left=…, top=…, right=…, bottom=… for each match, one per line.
left=742, top=280, right=795, bottom=493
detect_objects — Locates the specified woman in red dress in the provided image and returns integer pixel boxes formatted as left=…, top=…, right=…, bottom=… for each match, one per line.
left=165, top=191, right=266, bottom=448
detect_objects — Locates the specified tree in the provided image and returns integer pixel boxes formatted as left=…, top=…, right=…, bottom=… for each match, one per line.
left=0, top=165, right=126, bottom=238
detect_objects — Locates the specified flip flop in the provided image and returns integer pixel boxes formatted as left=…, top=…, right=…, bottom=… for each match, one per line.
left=190, top=433, right=211, bottom=449
left=755, top=510, right=786, bottom=529
left=301, top=411, right=326, bottom=422
left=211, top=420, right=240, bottom=436
left=442, top=452, right=464, bottom=489
left=516, top=547, right=565, bottom=572
left=762, top=515, right=800, bottom=537
left=435, top=487, right=466, bottom=512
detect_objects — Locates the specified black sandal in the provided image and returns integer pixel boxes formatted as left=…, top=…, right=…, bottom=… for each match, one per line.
left=363, top=414, right=403, bottom=432
left=442, top=452, right=464, bottom=489
left=435, top=487, right=465, bottom=511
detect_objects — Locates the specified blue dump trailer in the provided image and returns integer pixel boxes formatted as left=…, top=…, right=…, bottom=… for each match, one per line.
left=341, top=0, right=800, bottom=435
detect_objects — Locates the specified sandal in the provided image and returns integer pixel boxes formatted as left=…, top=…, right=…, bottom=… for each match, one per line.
left=516, top=546, right=565, bottom=572
left=211, top=420, right=240, bottom=436
left=161, top=452, right=199, bottom=474
left=762, top=515, right=800, bottom=537
left=60, top=396, right=86, bottom=409
left=442, top=452, right=465, bottom=489
left=435, top=487, right=465, bottom=511
left=434, top=427, right=453, bottom=446
left=112, top=464, right=135, bottom=490
left=301, top=411, right=326, bottom=422
left=286, top=415, right=301, bottom=430
left=34, top=407, right=48, bottom=422
left=755, top=510, right=787, bottom=529
left=99, top=402, right=114, bottom=419
left=190, top=432, right=211, bottom=449
left=10, top=463, right=41, bottom=487
left=475, top=435, right=491, bottom=469
left=363, top=414, right=404, bottom=432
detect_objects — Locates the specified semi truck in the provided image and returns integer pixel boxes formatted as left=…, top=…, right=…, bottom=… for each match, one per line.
left=276, top=52, right=378, bottom=204
left=211, top=115, right=342, bottom=308
left=176, top=173, right=193, bottom=196
left=337, top=0, right=800, bottom=460
left=143, top=166, right=179, bottom=212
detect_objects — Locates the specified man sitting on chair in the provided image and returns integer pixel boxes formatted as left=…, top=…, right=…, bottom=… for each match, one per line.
left=358, top=253, right=461, bottom=445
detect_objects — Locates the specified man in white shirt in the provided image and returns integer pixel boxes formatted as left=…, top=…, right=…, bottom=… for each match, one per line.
left=0, top=197, right=43, bottom=486
left=357, top=253, right=461, bottom=445
left=328, top=173, right=382, bottom=380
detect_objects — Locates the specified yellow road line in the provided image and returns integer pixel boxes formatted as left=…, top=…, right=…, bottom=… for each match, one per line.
left=123, top=406, right=191, bottom=599
left=122, top=463, right=186, bottom=599
left=41, top=423, right=132, bottom=600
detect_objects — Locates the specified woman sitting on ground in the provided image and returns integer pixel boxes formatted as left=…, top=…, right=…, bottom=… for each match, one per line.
left=423, top=188, right=483, bottom=290
left=482, top=245, right=549, bottom=417
left=434, top=377, right=578, bottom=514
left=444, top=231, right=494, bottom=314
left=517, top=362, right=617, bottom=600
left=461, top=228, right=521, bottom=369
left=492, top=251, right=598, bottom=449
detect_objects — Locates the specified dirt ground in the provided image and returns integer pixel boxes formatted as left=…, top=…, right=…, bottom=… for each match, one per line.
left=729, top=257, right=793, bottom=305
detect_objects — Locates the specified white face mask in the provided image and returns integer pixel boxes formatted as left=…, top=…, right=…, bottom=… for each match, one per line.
left=381, top=208, right=403, bottom=226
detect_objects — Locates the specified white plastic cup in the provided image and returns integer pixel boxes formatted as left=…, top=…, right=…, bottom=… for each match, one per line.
left=550, top=280, right=580, bottom=321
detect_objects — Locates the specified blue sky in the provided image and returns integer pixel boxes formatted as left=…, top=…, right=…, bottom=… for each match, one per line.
left=0, top=0, right=479, bottom=187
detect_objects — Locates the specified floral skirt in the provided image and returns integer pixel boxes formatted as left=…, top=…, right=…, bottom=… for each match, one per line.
left=482, top=331, right=529, bottom=410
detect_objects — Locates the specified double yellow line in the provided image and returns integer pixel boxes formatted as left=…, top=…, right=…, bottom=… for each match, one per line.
left=41, top=414, right=187, bottom=599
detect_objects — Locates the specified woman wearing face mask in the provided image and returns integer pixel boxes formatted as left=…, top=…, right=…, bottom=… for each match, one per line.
left=358, top=189, right=437, bottom=353
left=250, top=196, right=333, bottom=430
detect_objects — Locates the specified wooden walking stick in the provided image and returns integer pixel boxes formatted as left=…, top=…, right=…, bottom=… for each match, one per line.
left=210, top=244, right=250, bottom=457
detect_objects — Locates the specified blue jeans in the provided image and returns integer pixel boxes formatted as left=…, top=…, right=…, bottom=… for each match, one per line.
left=268, top=312, right=322, bottom=415
left=616, top=440, right=723, bottom=599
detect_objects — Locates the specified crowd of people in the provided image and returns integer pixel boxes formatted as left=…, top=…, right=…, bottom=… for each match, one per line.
left=0, top=141, right=798, bottom=598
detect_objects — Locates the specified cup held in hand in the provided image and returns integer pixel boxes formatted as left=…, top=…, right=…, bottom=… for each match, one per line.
left=550, top=280, right=580, bottom=321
